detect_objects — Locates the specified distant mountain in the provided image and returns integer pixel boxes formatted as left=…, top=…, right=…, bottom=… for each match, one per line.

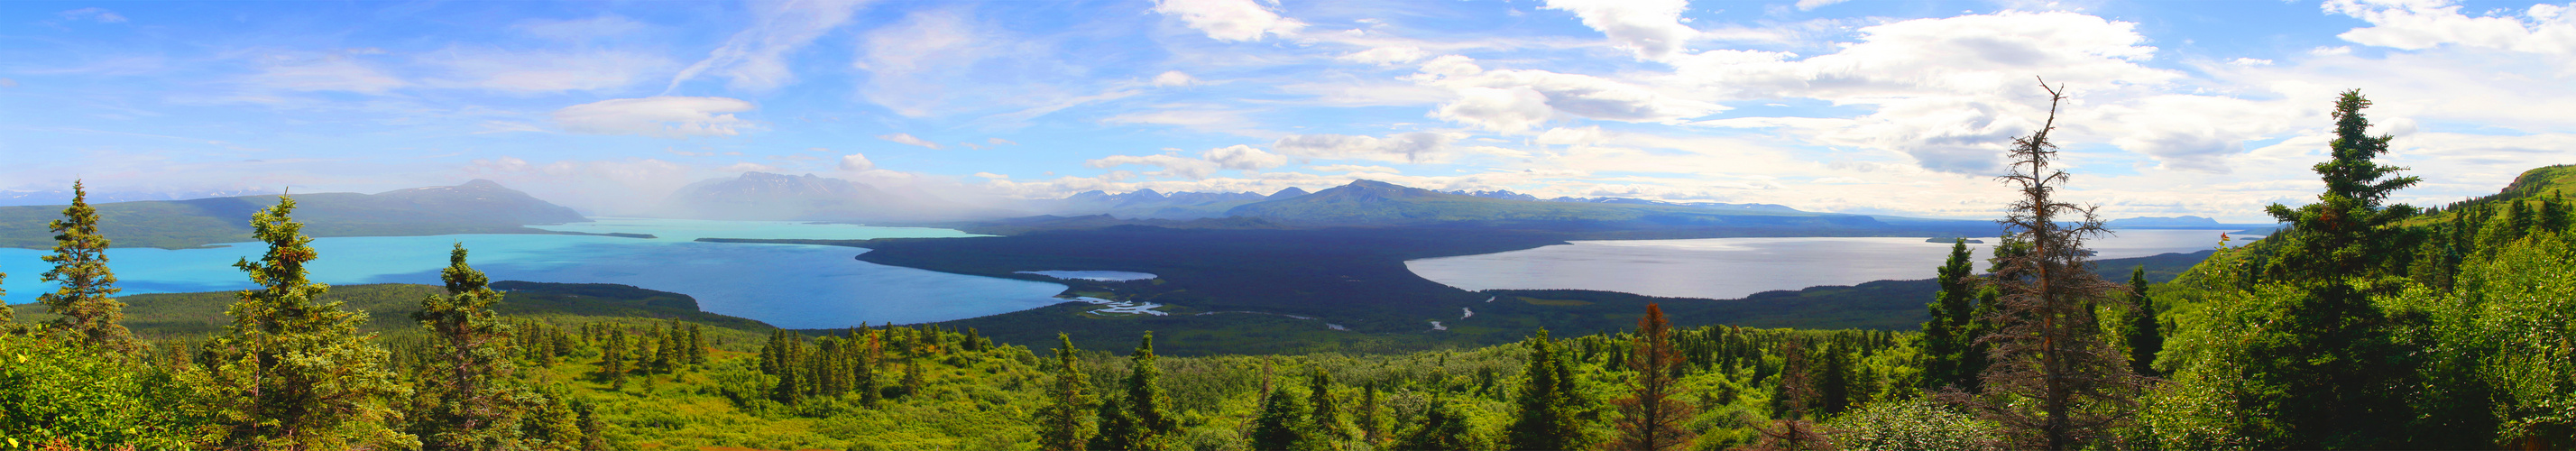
left=1269, top=187, right=1311, bottom=198
left=0, top=179, right=590, bottom=249
left=1440, top=188, right=1805, bottom=213
left=0, top=188, right=276, bottom=207
left=2106, top=215, right=2273, bottom=230
left=1029, top=189, right=1274, bottom=220
left=1228, top=179, right=1922, bottom=234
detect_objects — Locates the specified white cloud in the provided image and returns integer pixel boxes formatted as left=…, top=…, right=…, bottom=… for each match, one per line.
left=1150, top=0, right=1306, bottom=41
left=1087, top=153, right=1222, bottom=179
left=973, top=171, right=1008, bottom=179
left=1273, top=133, right=1452, bottom=162
left=1534, top=126, right=1609, bottom=146
left=2327, top=0, right=2576, bottom=66
left=419, top=48, right=673, bottom=93
left=1201, top=144, right=1286, bottom=170
left=989, top=138, right=1019, bottom=145
left=1309, top=164, right=1401, bottom=173
left=1152, top=70, right=1201, bottom=87
left=1794, top=0, right=1853, bottom=11
left=1412, top=55, right=1725, bottom=133
left=720, top=162, right=779, bottom=172
left=2230, top=58, right=2275, bottom=66
left=667, top=0, right=869, bottom=91
left=1541, top=0, right=1698, bottom=60
left=253, top=56, right=407, bottom=94
left=839, top=153, right=875, bottom=171
left=552, top=97, right=760, bottom=138
left=876, top=133, right=943, bottom=150
left=1339, top=46, right=1429, bottom=65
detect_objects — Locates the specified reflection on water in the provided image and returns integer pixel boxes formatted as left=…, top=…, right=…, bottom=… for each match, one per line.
left=0, top=218, right=1065, bottom=328
left=1405, top=229, right=2252, bottom=301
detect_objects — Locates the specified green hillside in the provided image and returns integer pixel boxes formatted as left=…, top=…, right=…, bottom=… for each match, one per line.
left=0, top=179, right=593, bottom=249
left=10, top=281, right=774, bottom=340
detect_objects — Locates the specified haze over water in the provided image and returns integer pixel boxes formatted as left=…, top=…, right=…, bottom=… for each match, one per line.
left=1407, top=229, right=2253, bottom=300
left=0, top=218, right=1068, bottom=328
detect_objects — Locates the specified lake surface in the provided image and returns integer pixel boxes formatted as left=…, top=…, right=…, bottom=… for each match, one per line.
left=1405, top=229, right=2254, bottom=300
left=1016, top=271, right=1159, bottom=281
left=0, top=218, right=1068, bottom=328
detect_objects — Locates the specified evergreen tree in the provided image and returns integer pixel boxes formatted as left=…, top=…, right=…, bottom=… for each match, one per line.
left=38, top=180, right=141, bottom=355
left=686, top=324, right=707, bottom=366
left=1506, top=328, right=1587, bottom=451
left=1974, top=80, right=2139, bottom=450
left=1393, top=397, right=1474, bottom=451
left=1035, top=334, right=1094, bottom=451
left=2122, top=266, right=2162, bottom=378
left=410, top=244, right=537, bottom=449
left=1248, top=384, right=1309, bottom=450
left=179, top=194, right=413, bottom=449
left=1921, top=238, right=1976, bottom=391
left=524, top=391, right=584, bottom=450
left=1093, top=332, right=1176, bottom=451
left=1306, top=367, right=1342, bottom=443
left=2240, top=89, right=2425, bottom=448
left=857, top=329, right=883, bottom=407
left=1608, top=303, right=1695, bottom=451
left=1358, top=382, right=1383, bottom=446
left=604, top=328, right=628, bottom=391
left=575, top=400, right=612, bottom=451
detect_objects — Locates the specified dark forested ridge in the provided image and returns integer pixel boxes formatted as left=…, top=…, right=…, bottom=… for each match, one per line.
left=0, top=179, right=594, bottom=249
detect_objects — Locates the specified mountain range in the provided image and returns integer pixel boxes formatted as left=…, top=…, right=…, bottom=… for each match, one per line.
left=0, top=179, right=592, bottom=249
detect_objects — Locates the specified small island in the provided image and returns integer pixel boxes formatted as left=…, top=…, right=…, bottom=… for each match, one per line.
left=1926, top=237, right=1986, bottom=244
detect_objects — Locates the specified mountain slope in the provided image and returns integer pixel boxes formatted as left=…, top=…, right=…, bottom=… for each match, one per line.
left=0, top=179, right=591, bottom=249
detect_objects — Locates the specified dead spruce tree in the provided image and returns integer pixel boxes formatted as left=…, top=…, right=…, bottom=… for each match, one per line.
left=1967, top=79, right=2141, bottom=450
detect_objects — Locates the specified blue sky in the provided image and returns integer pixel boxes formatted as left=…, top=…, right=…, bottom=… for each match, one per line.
left=3, top=0, right=2571, bottom=221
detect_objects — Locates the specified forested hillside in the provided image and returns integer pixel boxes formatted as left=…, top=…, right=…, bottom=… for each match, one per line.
left=0, top=179, right=593, bottom=249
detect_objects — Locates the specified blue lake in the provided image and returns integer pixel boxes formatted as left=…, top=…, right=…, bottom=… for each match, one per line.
left=1406, top=229, right=2256, bottom=301
left=1015, top=271, right=1159, bottom=281
left=0, top=218, right=1069, bottom=328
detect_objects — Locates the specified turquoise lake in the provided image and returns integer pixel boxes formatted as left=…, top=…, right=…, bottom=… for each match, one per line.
left=0, top=218, right=1069, bottom=328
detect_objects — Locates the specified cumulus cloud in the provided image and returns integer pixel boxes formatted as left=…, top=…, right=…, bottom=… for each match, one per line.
left=1794, top=0, right=1853, bottom=11
left=839, top=153, right=875, bottom=171
left=1541, top=0, right=1698, bottom=60
left=553, top=97, right=760, bottom=138
left=1412, top=55, right=1725, bottom=133
left=1150, top=0, right=1305, bottom=41
left=1273, top=133, right=1452, bottom=162
left=2327, top=0, right=2576, bottom=62
left=876, top=133, right=943, bottom=149
left=1201, top=144, right=1286, bottom=170
left=667, top=0, right=869, bottom=91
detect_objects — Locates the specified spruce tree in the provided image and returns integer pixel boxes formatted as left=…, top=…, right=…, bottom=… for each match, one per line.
left=38, top=180, right=140, bottom=355
left=179, top=194, right=412, bottom=448
left=604, top=328, right=629, bottom=391
left=1394, top=396, right=1474, bottom=451
left=1307, top=367, right=1342, bottom=443
left=2122, top=266, right=2162, bottom=378
left=410, top=244, right=536, bottom=449
left=526, top=391, right=584, bottom=450
left=1507, top=328, right=1587, bottom=451
left=857, top=329, right=883, bottom=407
left=1974, top=80, right=2139, bottom=450
left=1921, top=238, right=1976, bottom=391
left=1608, top=303, right=1694, bottom=450
left=1248, top=384, right=1310, bottom=450
left=2248, top=89, right=2424, bottom=448
left=1035, top=334, right=1094, bottom=451
left=1093, top=332, right=1175, bottom=450
left=575, top=400, right=612, bottom=451
left=1358, top=382, right=1383, bottom=446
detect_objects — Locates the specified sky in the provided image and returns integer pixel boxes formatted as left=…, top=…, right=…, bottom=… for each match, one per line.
left=2, top=0, right=2571, bottom=222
